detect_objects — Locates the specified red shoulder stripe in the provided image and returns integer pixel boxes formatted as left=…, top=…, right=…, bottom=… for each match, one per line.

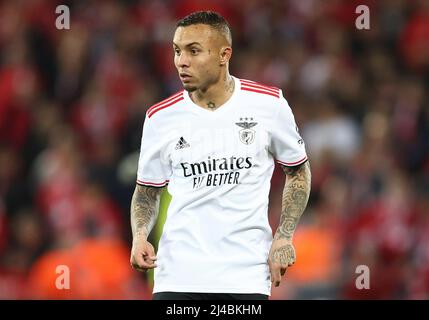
left=241, top=86, right=280, bottom=98
left=240, top=79, right=279, bottom=91
left=240, top=82, right=279, bottom=95
left=147, top=96, right=183, bottom=118
left=239, top=79, right=280, bottom=98
left=147, top=91, right=183, bottom=114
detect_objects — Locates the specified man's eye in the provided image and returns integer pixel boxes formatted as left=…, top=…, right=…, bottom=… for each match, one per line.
left=174, top=49, right=181, bottom=55
left=191, top=49, right=199, bottom=55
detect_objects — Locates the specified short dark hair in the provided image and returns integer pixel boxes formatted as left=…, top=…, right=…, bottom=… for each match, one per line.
left=176, top=11, right=232, bottom=45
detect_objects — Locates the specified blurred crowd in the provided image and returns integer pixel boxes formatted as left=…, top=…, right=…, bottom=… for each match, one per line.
left=0, top=0, right=428, bottom=299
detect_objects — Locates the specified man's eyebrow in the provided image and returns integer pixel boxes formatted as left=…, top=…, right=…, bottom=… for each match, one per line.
left=173, top=42, right=202, bottom=48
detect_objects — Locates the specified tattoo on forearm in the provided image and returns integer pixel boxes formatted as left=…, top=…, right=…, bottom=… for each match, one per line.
left=274, top=161, right=311, bottom=241
left=131, top=185, right=163, bottom=238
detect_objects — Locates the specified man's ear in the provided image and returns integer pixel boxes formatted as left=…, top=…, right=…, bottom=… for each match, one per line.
left=220, top=46, right=232, bottom=66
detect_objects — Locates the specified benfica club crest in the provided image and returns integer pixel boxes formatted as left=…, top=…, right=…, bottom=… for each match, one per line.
left=235, top=117, right=258, bottom=145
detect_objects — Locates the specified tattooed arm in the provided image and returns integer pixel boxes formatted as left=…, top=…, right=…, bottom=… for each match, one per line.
left=130, top=184, right=164, bottom=272
left=268, top=161, right=311, bottom=287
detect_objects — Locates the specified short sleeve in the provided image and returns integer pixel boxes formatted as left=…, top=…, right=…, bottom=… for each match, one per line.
left=269, top=90, right=308, bottom=167
left=136, top=116, right=171, bottom=187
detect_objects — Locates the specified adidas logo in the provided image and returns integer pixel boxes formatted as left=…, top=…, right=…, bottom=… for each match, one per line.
left=175, top=137, right=190, bottom=150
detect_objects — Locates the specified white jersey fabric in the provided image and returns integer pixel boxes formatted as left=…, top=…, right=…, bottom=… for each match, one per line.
left=137, top=76, right=307, bottom=295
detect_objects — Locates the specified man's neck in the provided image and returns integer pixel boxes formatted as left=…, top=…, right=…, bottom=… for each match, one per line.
left=190, top=74, right=235, bottom=111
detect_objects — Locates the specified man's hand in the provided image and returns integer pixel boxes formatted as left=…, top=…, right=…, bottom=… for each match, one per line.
left=268, top=238, right=296, bottom=287
left=130, top=236, right=157, bottom=272
left=130, top=184, right=163, bottom=272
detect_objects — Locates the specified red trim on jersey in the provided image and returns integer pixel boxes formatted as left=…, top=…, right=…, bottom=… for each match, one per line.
left=240, top=78, right=277, bottom=88
left=136, top=179, right=169, bottom=187
left=239, top=79, right=280, bottom=98
left=146, top=91, right=183, bottom=117
left=147, top=91, right=183, bottom=113
left=240, top=79, right=279, bottom=93
left=241, top=86, right=280, bottom=98
left=241, top=83, right=279, bottom=95
left=276, top=156, right=308, bottom=167
left=148, top=96, right=184, bottom=118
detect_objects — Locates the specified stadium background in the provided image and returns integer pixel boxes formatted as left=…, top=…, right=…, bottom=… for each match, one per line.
left=0, top=0, right=428, bottom=299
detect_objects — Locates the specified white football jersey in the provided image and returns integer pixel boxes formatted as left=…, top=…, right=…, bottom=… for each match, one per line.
left=137, top=76, right=307, bottom=295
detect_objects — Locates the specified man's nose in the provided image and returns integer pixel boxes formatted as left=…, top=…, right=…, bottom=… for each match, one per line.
left=177, top=52, right=190, bottom=67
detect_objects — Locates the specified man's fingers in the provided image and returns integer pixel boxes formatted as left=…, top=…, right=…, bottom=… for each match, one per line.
left=270, top=263, right=289, bottom=286
left=140, top=259, right=158, bottom=269
left=132, top=264, right=147, bottom=272
left=131, top=260, right=157, bottom=271
left=145, top=245, right=156, bottom=260
left=139, top=253, right=158, bottom=268
left=144, top=254, right=158, bottom=265
left=142, top=247, right=157, bottom=265
left=131, top=252, right=157, bottom=271
left=134, top=263, right=157, bottom=271
left=274, top=266, right=283, bottom=286
left=269, top=263, right=282, bottom=287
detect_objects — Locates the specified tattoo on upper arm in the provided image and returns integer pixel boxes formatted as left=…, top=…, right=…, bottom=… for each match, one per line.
left=274, top=161, right=311, bottom=241
left=131, top=185, right=163, bottom=238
